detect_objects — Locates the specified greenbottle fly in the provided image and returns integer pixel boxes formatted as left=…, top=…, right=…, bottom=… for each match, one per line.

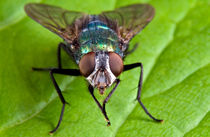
left=24, top=3, right=163, bottom=134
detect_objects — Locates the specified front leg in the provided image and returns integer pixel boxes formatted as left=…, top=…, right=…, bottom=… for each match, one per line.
left=88, top=85, right=110, bottom=125
left=88, top=79, right=120, bottom=126
left=102, top=79, right=120, bottom=126
left=124, top=63, right=163, bottom=122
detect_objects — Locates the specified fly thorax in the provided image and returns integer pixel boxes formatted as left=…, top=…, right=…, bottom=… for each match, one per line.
left=75, top=19, right=124, bottom=64
left=87, top=51, right=116, bottom=94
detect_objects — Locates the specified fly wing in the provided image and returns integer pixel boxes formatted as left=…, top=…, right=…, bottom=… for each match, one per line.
left=99, top=4, right=155, bottom=44
left=24, top=3, right=90, bottom=43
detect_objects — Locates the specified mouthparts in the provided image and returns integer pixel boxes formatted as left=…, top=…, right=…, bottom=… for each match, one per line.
left=98, top=83, right=107, bottom=95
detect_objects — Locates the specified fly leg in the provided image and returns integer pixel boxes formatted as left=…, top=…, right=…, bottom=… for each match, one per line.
left=124, top=43, right=139, bottom=56
left=102, top=79, right=120, bottom=126
left=57, top=43, right=74, bottom=69
left=88, top=85, right=110, bottom=125
left=123, top=63, right=163, bottom=122
left=57, top=43, right=65, bottom=69
left=88, top=79, right=120, bottom=126
left=32, top=68, right=81, bottom=134
left=57, top=43, right=69, bottom=69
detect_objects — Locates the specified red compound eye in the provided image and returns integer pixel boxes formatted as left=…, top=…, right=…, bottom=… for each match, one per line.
left=79, top=52, right=95, bottom=77
left=108, top=52, right=123, bottom=77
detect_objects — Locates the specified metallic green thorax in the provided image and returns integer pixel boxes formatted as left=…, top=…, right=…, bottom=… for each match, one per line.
left=74, top=19, right=123, bottom=63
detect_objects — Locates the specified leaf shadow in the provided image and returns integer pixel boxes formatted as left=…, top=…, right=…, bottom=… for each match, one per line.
left=129, top=116, right=159, bottom=124
left=35, top=115, right=55, bottom=129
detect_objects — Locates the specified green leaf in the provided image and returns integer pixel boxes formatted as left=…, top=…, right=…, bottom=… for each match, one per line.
left=0, top=0, right=209, bottom=137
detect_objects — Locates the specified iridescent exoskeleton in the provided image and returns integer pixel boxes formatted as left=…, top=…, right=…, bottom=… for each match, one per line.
left=25, top=3, right=163, bottom=134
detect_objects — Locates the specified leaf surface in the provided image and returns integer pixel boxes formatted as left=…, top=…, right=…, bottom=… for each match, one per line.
left=0, top=0, right=209, bottom=137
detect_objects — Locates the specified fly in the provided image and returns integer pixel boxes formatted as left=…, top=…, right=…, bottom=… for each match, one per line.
left=24, top=3, right=163, bottom=134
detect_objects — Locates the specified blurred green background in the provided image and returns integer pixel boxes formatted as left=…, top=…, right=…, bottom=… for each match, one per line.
left=0, top=0, right=209, bottom=137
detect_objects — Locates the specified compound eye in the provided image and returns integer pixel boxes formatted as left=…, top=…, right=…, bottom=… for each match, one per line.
left=109, top=52, right=123, bottom=77
left=79, top=52, right=95, bottom=77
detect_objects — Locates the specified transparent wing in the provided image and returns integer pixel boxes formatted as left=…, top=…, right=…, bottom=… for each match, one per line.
left=24, top=3, right=90, bottom=43
left=99, top=4, right=155, bottom=44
